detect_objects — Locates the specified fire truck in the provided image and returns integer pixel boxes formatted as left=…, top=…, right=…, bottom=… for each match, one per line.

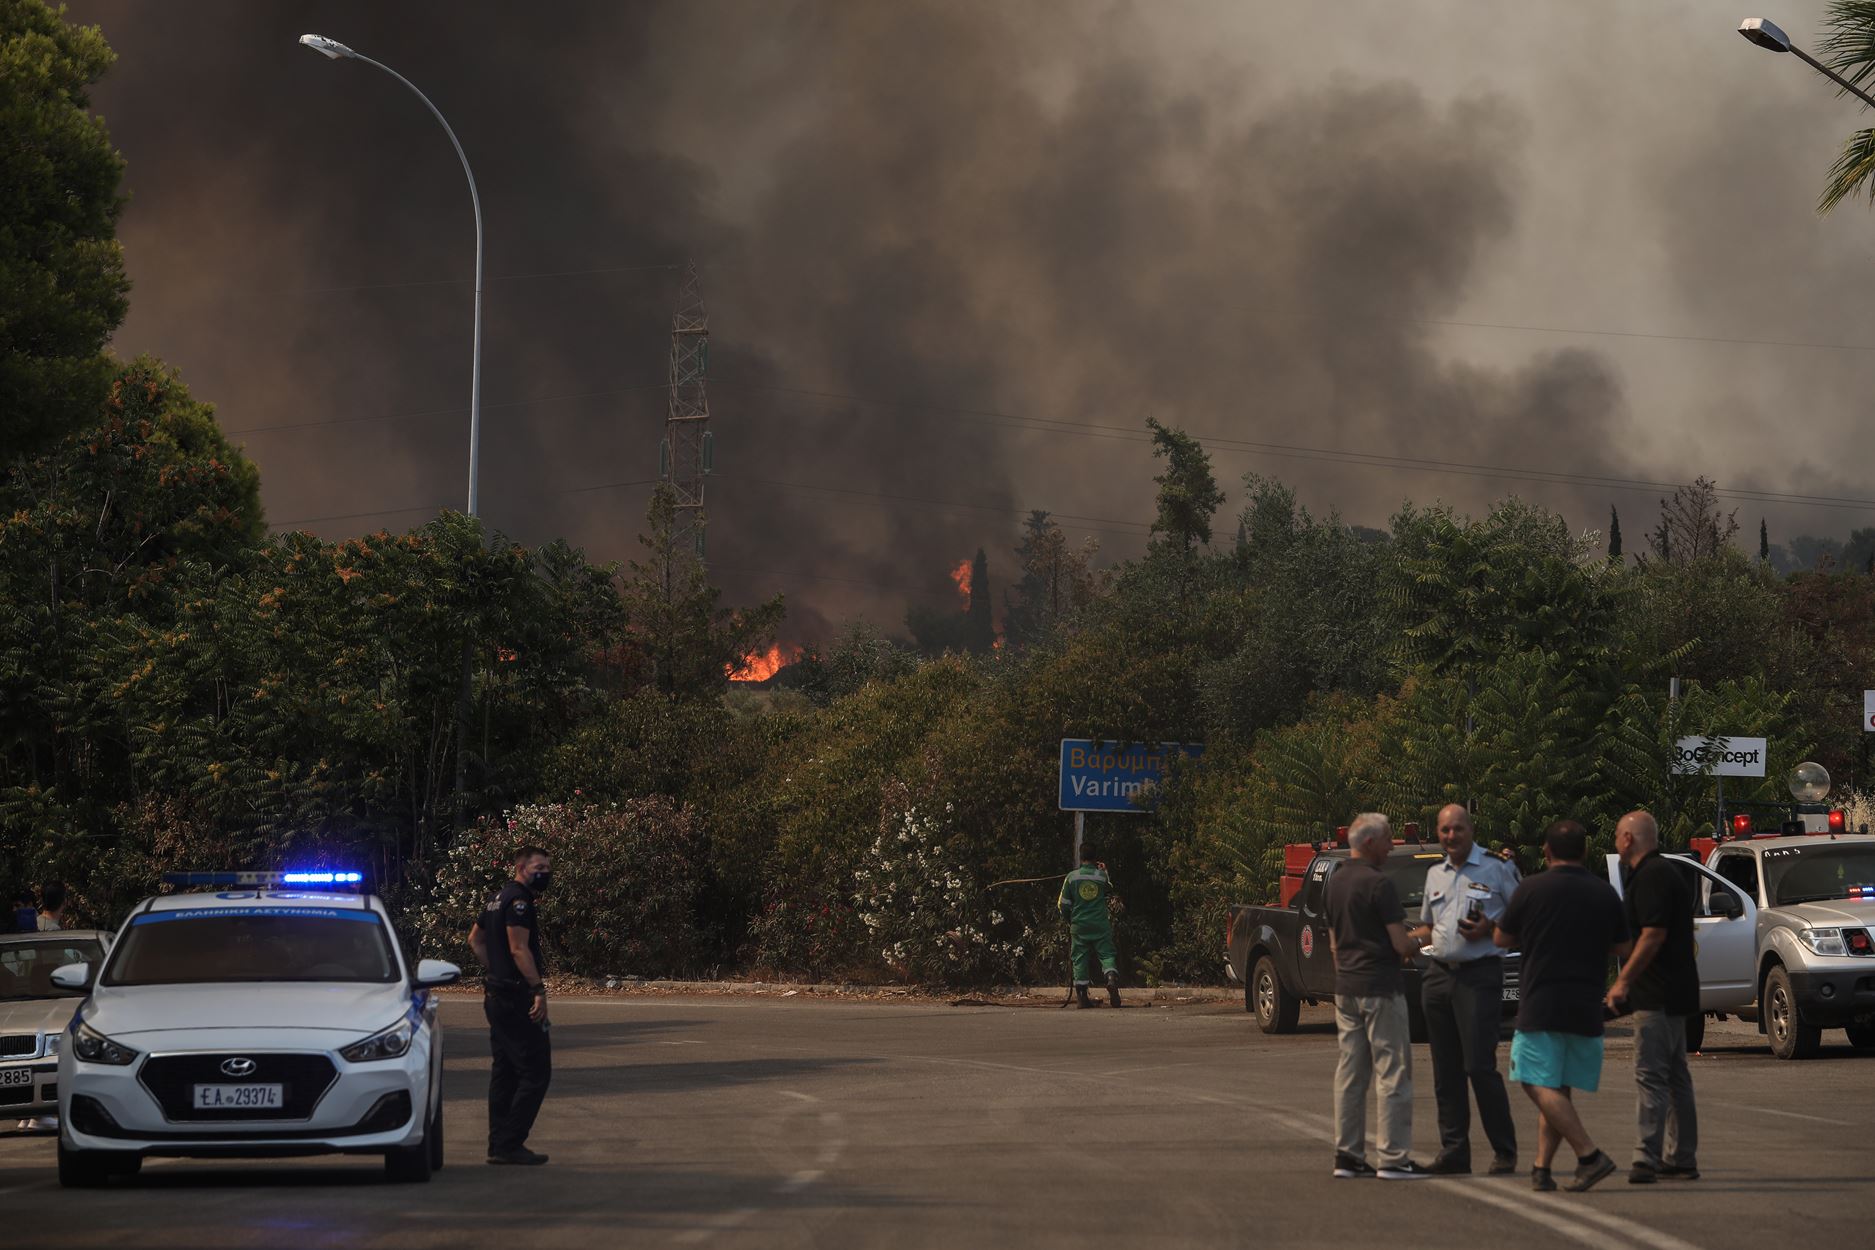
left=1224, top=824, right=1520, bottom=1043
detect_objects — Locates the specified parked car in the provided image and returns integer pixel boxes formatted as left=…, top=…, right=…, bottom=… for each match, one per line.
left=55, top=871, right=460, bottom=1186
left=1, top=930, right=113, bottom=1127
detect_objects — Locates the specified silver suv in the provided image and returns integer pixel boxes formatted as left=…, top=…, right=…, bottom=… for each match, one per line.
left=1703, top=834, right=1875, bottom=1059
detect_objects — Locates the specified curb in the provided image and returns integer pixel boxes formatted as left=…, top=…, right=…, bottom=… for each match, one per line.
left=439, top=977, right=1239, bottom=1004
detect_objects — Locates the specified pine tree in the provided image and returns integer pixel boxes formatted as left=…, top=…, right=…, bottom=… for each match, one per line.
left=964, top=547, right=993, bottom=652
left=1609, top=507, right=1622, bottom=561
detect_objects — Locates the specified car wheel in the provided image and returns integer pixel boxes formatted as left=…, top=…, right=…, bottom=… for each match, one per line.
left=385, top=1135, right=434, bottom=1183
left=1764, top=965, right=1821, bottom=1060
left=57, top=1140, right=110, bottom=1189
left=1684, top=1012, right=1706, bottom=1055
left=1253, top=956, right=1299, bottom=1034
left=426, top=1093, right=445, bottom=1171
left=1846, top=1022, right=1875, bottom=1051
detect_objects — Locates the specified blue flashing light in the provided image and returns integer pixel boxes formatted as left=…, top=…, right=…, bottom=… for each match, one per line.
left=161, top=870, right=365, bottom=889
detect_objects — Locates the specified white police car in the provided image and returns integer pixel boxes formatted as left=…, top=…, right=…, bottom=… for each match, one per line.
left=52, top=872, right=459, bottom=1187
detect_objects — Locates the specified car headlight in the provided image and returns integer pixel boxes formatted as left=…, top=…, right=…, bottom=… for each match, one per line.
left=1798, top=927, right=1848, bottom=956
left=72, top=1021, right=140, bottom=1066
left=340, top=1018, right=415, bottom=1063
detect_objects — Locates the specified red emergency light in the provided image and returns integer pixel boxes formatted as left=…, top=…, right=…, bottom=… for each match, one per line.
left=1334, top=825, right=1349, bottom=846
left=1403, top=822, right=1421, bottom=843
left=1829, top=809, right=1847, bottom=833
left=1730, top=813, right=1753, bottom=836
left=1848, top=929, right=1874, bottom=956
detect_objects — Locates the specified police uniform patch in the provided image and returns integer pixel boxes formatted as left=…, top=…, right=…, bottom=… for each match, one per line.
left=1078, top=882, right=1100, bottom=901
left=511, top=900, right=529, bottom=915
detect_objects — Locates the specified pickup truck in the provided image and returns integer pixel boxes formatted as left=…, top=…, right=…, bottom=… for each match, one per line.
left=1226, top=845, right=1520, bottom=1043
left=1610, top=825, right=1875, bottom=1059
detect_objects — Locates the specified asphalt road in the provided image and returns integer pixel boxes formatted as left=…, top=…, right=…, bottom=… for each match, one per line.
left=5, top=993, right=1871, bottom=1249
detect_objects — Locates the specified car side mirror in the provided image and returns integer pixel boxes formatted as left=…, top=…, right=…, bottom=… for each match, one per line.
left=414, top=959, right=461, bottom=988
left=1709, top=890, right=1744, bottom=920
left=49, top=962, right=92, bottom=990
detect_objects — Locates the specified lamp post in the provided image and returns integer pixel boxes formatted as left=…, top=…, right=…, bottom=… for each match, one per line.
left=299, top=34, right=485, bottom=518
left=1739, top=17, right=1875, bottom=110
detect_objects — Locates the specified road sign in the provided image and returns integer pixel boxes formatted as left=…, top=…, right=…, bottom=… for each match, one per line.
left=1671, top=735, right=1767, bottom=779
left=1058, top=739, right=1204, bottom=812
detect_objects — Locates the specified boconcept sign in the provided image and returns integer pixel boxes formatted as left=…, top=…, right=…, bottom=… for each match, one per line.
left=1670, top=736, right=1767, bottom=779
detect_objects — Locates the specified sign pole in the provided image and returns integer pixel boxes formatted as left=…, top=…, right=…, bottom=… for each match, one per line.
left=1716, top=776, right=1724, bottom=840
left=1072, top=811, right=1085, bottom=870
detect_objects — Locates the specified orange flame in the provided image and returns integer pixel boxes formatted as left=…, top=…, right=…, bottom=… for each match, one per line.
left=729, top=643, right=800, bottom=682
left=949, top=559, right=972, bottom=607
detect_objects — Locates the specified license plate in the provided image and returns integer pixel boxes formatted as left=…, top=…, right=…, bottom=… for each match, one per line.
left=193, top=1083, right=283, bottom=1110
left=1503, top=986, right=1520, bottom=1002
left=0, top=1068, right=31, bottom=1088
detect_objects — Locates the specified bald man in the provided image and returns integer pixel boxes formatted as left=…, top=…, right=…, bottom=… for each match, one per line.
left=1408, top=803, right=1521, bottom=1175
left=1608, top=811, right=1700, bottom=1183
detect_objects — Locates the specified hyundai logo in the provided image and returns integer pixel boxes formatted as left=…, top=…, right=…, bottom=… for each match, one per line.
left=220, top=1057, right=257, bottom=1077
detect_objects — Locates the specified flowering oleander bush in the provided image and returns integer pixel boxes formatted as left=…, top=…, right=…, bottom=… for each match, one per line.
left=851, top=784, right=1035, bottom=986
left=413, top=798, right=707, bottom=978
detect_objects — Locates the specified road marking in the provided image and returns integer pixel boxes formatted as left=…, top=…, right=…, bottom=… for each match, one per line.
left=1432, top=1178, right=1627, bottom=1250
left=1704, top=1099, right=1852, bottom=1126
left=778, top=1168, right=823, bottom=1192
left=673, top=1208, right=756, bottom=1245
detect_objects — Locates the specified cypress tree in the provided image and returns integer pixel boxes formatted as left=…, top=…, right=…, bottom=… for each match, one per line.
left=1609, top=507, right=1622, bottom=560
left=1760, top=518, right=1770, bottom=563
left=965, top=547, right=994, bottom=652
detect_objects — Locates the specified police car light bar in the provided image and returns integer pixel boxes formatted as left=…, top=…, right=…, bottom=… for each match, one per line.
left=161, top=871, right=365, bottom=887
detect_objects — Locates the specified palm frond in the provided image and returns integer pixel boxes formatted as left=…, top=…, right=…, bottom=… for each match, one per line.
left=1819, top=127, right=1875, bottom=213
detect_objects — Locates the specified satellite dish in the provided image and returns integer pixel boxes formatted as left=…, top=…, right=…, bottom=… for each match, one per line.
left=1788, top=761, right=1830, bottom=803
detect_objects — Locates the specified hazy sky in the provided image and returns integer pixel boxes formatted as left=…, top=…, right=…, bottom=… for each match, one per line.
left=65, top=1, right=1875, bottom=639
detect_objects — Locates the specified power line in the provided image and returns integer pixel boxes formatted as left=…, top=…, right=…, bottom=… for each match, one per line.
left=710, top=376, right=1875, bottom=517
left=287, top=262, right=681, bottom=296
left=224, top=382, right=667, bottom=437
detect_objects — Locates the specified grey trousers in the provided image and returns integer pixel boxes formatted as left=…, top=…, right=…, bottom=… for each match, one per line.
left=1632, top=1010, right=1697, bottom=1169
left=1334, top=991, right=1414, bottom=1168
left=1421, top=959, right=1517, bottom=1162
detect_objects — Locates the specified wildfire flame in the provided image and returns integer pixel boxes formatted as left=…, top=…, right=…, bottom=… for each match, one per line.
left=949, top=559, right=972, bottom=607
left=729, top=643, right=800, bottom=683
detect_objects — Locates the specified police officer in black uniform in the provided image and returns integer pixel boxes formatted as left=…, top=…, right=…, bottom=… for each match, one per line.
left=469, top=845, right=553, bottom=1165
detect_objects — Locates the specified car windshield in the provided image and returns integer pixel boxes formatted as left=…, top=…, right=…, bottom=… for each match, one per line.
left=0, top=938, right=106, bottom=1000
left=1763, top=844, right=1875, bottom=907
left=102, top=906, right=398, bottom=986
left=1382, top=853, right=1444, bottom=912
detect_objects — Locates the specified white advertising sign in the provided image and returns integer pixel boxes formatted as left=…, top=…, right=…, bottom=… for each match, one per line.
left=1865, top=690, right=1875, bottom=733
left=1671, top=736, right=1767, bottom=778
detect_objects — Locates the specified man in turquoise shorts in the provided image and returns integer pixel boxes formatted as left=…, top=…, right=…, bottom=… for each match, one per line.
left=1058, top=844, right=1121, bottom=1008
left=1493, top=819, right=1632, bottom=1193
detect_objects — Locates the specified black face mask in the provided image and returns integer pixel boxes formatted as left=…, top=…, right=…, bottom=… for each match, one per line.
left=527, top=870, right=552, bottom=893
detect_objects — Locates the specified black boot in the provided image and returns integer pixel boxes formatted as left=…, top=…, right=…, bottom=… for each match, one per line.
left=1106, top=968, right=1122, bottom=1008
left=1075, top=985, right=1093, bottom=1008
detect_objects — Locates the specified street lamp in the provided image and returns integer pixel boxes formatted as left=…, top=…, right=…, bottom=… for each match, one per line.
left=298, top=33, right=486, bottom=518
left=1739, top=17, right=1875, bottom=110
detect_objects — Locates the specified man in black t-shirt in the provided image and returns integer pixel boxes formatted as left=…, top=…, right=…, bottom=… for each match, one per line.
left=1608, top=810, right=1700, bottom=1183
left=1494, top=820, right=1631, bottom=1193
left=469, top=845, right=555, bottom=1165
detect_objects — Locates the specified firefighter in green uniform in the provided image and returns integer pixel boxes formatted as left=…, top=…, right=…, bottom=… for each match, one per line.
left=1058, top=844, right=1122, bottom=1008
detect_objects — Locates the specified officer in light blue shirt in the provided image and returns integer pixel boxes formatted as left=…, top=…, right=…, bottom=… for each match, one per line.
left=1409, top=804, right=1521, bottom=1174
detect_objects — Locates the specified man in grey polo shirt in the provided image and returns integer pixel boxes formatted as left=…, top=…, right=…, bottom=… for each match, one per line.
left=1409, top=803, right=1520, bottom=1175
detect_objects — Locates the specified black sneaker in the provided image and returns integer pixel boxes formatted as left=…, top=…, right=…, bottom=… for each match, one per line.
left=1332, top=1152, right=1377, bottom=1179
left=1566, top=1151, right=1616, bottom=1192
left=1427, top=1154, right=1471, bottom=1175
left=1657, top=1164, right=1700, bottom=1181
left=1531, top=1167, right=1557, bottom=1192
left=486, top=1147, right=549, bottom=1166
left=1629, top=1162, right=1658, bottom=1184
left=1378, top=1160, right=1434, bottom=1181
left=1106, top=969, right=1122, bottom=1008
left=1488, top=1152, right=1518, bottom=1176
